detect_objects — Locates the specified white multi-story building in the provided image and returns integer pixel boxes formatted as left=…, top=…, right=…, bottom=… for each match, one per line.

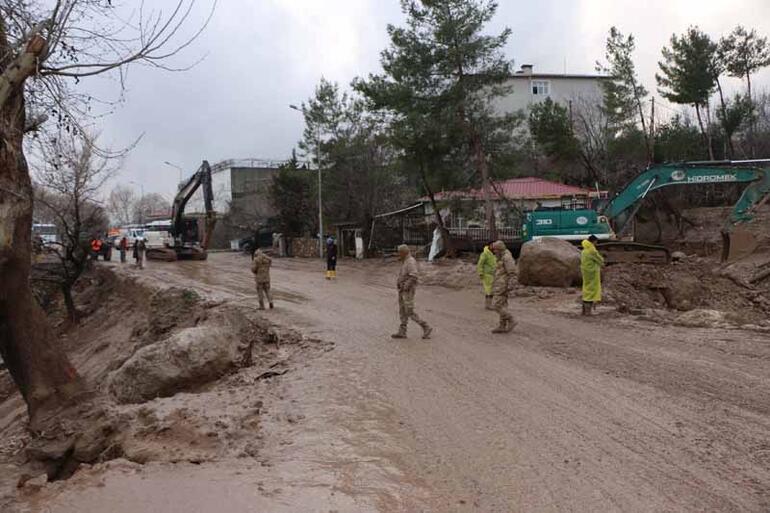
left=491, top=64, right=608, bottom=116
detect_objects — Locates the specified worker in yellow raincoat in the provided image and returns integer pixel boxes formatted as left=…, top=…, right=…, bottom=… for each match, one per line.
left=476, top=243, right=497, bottom=310
left=580, top=235, right=604, bottom=316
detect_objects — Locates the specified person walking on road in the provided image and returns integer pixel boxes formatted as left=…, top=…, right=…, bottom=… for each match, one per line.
left=119, top=237, right=128, bottom=263
left=490, top=240, right=517, bottom=334
left=580, top=235, right=604, bottom=316
left=251, top=248, right=274, bottom=310
left=477, top=242, right=497, bottom=310
left=326, top=236, right=338, bottom=280
left=392, top=244, right=432, bottom=340
left=133, top=238, right=146, bottom=270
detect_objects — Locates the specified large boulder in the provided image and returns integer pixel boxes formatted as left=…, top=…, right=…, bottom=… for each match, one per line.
left=518, top=237, right=581, bottom=288
left=109, top=325, right=241, bottom=404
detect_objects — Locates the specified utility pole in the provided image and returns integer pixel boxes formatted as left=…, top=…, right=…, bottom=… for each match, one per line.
left=289, top=104, right=324, bottom=259
left=649, top=98, right=655, bottom=163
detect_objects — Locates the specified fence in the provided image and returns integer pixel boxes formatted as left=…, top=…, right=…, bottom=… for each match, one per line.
left=447, top=226, right=522, bottom=242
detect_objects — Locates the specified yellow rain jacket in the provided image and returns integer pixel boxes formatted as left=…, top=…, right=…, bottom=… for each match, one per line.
left=581, top=240, right=604, bottom=302
left=477, top=245, right=497, bottom=295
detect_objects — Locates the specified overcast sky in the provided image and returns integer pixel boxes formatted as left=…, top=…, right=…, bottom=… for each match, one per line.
left=86, top=0, right=770, bottom=199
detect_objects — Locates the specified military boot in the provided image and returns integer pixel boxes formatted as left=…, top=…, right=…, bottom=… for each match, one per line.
left=391, top=326, right=407, bottom=339
left=485, top=295, right=494, bottom=310
left=491, top=321, right=507, bottom=334
left=421, top=325, right=433, bottom=340
left=582, top=302, right=591, bottom=316
left=503, top=318, right=517, bottom=333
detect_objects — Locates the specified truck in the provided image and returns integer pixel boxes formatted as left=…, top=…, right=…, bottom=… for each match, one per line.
left=521, top=160, right=770, bottom=263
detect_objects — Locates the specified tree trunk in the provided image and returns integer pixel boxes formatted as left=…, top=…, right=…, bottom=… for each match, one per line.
left=747, top=72, right=755, bottom=158
left=694, top=104, right=714, bottom=160
left=61, top=283, right=78, bottom=324
left=0, top=24, right=85, bottom=426
left=418, top=160, right=451, bottom=254
left=470, top=132, right=497, bottom=240
left=715, top=78, right=735, bottom=159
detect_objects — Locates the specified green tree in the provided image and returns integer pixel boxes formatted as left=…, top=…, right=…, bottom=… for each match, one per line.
left=720, top=26, right=770, bottom=102
left=597, top=27, right=651, bottom=159
left=270, top=154, right=315, bottom=237
left=529, top=98, right=579, bottom=162
left=656, top=27, right=719, bottom=160
left=355, top=0, right=522, bottom=238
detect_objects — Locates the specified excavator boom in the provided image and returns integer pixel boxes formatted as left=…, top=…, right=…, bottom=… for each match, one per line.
left=600, top=160, right=770, bottom=262
left=147, top=160, right=216, bottom=262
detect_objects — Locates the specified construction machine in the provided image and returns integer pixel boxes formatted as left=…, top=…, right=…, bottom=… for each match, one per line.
left=521, top=160, right=770, bottom=264
left=146, top=160, right=216, bottom=262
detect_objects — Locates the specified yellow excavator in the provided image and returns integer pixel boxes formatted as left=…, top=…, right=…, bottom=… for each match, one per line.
left=146, top=160, right=216, bottom=261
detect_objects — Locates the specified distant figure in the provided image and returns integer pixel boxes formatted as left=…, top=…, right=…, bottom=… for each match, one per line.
left=490, top=240, right=517, bottom=334
left=133, top=239, right=146, bottom=269
left=476, top=242, right=497, bottom=310
left=326, top=236, right=338, bottom=280
left=391, top=244, right=432, bottom=340
left=90, top=238, right=102, bottom=260
left=580, top=235, right=605, bottom=316
left=251, top=248, right=274, bottom=310
left=119, top=237, right=128, bottom=263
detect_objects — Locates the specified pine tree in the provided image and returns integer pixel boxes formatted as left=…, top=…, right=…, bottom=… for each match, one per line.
left=597, top=27, right=651, bottom=160
left=656, top=27, right=719, bottom=160
left=355, top=0, right=521, bottom=238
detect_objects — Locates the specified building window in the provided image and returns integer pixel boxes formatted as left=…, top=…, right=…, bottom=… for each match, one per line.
left=532, top=80, right=550, bottom=96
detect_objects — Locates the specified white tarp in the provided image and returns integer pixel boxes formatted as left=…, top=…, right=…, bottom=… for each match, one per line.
left=428, top=227, right=444, bottom=262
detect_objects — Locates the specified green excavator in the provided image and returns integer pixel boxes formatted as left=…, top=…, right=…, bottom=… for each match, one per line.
left=521, top=160, right=770, bottom=264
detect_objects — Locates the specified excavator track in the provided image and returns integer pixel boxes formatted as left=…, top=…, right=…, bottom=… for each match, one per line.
left=596, top=241, right=671, bottom=265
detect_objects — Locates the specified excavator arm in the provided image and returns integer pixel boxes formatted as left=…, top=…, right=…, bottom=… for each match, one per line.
left=600, top=160, right=770, bottom=262
left=148, top=160, right=216, bottom=261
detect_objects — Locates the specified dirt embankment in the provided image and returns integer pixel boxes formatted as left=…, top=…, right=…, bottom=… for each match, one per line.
left=0, top=267, right=330, bottom=510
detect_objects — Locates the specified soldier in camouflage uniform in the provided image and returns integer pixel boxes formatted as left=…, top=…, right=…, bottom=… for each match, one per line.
left=251, top=248, right=274, bottom=310
left=491, top=240, right=517, bottom=334
left=392, top=244, right=432, bottom=340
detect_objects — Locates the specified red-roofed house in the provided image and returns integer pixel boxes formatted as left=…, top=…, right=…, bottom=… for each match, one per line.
left=423, top=176, right=607, bottom=232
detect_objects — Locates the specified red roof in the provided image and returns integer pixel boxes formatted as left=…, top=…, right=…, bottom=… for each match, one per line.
left=429, top=177, right=598, bottom=201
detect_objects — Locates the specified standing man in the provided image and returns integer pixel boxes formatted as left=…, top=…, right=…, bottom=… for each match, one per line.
left=133, top=238, right=146, bottom=269
left=251, top=248, right=274, bottom=310
left=477, top=242, right=497, bottom=310
left=392, top=244, right=432, bottom=340
left=326, top=236, right=338, bottom=280
left=490, top=240, right=517, bottom=334
left=119, top=236, right=128, bottom=263
left=580, top=235, right=604, bottom=316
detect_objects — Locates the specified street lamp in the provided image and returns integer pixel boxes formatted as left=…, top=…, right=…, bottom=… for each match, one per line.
left=164, top=161, right=184, bottom=183
left=289, top=103, right=324, bottom=259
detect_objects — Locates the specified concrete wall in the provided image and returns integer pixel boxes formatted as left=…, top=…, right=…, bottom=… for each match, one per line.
left=490, top=75, right=605, bottom=117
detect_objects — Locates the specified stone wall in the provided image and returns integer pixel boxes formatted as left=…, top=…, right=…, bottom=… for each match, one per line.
left=290, top=237, right=320, bottom=258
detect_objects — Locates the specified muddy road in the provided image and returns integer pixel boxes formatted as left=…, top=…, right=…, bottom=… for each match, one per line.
left=27, top=253, right=770, bottom=512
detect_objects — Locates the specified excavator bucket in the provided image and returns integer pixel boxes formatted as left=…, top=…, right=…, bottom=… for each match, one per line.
left=721, top=227, right=758, bottom=262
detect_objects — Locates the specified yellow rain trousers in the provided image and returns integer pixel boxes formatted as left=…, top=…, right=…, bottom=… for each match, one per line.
left=581, top=240, right=605, bottom=302
left=477, top=245, right=497, bottom=295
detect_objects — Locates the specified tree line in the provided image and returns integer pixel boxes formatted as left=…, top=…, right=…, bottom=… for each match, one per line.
left=273, top=3, right=770, bottom=244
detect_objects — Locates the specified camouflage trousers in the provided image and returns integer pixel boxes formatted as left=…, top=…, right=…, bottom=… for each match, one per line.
left=493, top=291, right=514, bottom=324
left=398, top=289, right=429, bottom=330
left=256, top=281, right=273, bottom=307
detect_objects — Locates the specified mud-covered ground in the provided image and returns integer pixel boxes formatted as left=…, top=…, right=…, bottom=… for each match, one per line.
left=3, top=252, right=770, bottom=512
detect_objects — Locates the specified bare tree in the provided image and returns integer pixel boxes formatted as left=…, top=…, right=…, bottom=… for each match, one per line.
left=0, top=1, right=214, bottom=424
left=133, top=192, right=171, bottom=223
left=33, top=131, right=115, bottom=323
left=107, top=184, right=137, bottom=226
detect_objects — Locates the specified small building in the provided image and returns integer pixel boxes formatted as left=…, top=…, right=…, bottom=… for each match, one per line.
left=185, top=158, right=303, bottom=248
left=422, top=176, right=607, bottom=249
left=491, top=64, right=608, bottom=117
